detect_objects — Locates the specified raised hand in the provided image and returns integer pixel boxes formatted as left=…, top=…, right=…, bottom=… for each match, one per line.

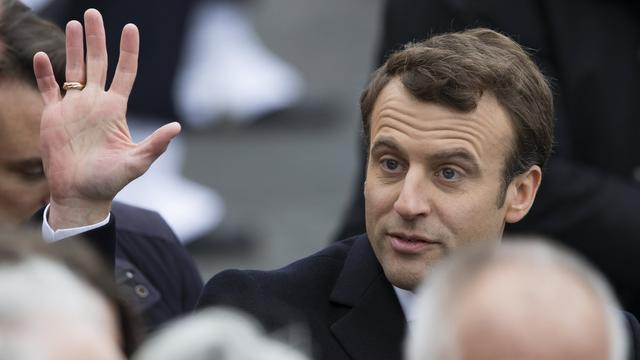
left=33, top=9, right=181, bottom=229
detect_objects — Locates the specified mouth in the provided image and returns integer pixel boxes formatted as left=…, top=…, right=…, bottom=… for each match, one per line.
left=386, top=232, right=441, bottom=254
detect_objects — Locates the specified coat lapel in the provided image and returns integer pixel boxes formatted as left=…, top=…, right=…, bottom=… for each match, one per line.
left=329, top=235, right=407, bottom=360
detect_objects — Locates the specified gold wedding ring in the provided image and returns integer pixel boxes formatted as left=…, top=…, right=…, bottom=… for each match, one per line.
left=62, top=81, right=86, bottom=91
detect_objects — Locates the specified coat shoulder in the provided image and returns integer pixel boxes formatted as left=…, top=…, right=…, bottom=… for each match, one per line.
left=111, top=201, right=178, bottom=242
left=198, top=236, right=360, bottom=330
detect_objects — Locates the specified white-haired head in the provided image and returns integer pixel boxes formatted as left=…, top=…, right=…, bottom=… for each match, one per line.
left=0, top=256, right=123, bottom=360
left=405, top=239, right=628, bottom=360
left=133, top=307, right=309, bottom=360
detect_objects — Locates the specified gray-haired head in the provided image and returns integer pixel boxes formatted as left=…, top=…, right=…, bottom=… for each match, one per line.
left=0, top=255, right=124, bottom=360
left=405, top=239, right=628, bottom=360
left=133, top=307, right=309, bottom=360
left=0, top=227, right=141, bottom=357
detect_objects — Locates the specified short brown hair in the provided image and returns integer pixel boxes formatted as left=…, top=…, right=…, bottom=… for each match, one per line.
left=360, top=28, right=554, bottom=202
left=0, top=0, right=65, bottom=87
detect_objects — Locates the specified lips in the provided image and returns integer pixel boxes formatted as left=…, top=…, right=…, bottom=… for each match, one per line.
left=387, top=232, right=441, bottom=254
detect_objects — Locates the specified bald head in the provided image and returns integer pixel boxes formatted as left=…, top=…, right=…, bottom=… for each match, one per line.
left=454, top=260, right=609, bottom=359
left=406, top=240, right=628, bottom=360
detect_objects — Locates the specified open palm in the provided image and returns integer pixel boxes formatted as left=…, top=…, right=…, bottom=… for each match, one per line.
left=33, top=9, right=180, bottom=227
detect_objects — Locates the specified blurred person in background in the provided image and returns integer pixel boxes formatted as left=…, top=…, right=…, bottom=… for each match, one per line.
left=406, top=240, right=636, bottom=360
left=336, top=0, right=640, bottom=317
left=0, top=228, right=141, bottom=359
left=29, top=0, right=304, bottom=244
left=0, top=0, right=202, bottom=333
left=133, top=308, right=309, bottom=360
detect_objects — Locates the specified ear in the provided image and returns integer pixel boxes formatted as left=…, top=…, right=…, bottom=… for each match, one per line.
left=504, top=165, right=542, bottom=223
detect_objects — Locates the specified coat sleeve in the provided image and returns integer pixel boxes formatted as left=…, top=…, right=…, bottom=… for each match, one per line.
left=32, top=206, right=117, bottom=272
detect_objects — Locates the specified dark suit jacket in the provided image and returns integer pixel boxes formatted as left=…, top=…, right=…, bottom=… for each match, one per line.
left=37, top=202, right=203, bottom=333
left=335, top=0, right=640, bottom=316
left=110, top=202, right=203, bottom=332
left=200, top=234, right=640, bottom=360
left=198, top=234, right=407, bottom=360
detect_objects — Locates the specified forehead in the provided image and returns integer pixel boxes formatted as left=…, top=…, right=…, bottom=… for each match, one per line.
left=369, top=78, right=514, bottom=164
left=0, top=80, right=43, bottom=160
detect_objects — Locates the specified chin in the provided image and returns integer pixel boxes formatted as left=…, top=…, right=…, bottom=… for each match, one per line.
left=384, top=265, right=426, bottom=291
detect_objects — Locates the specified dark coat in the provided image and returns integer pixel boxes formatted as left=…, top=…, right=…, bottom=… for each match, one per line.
left=200, top=234, right=640, bottom=359
left=198, top=234, right=406, bottom=360
left=111, top=202, right=203, bottom=332
left=37, top=202, right=203, bottom=333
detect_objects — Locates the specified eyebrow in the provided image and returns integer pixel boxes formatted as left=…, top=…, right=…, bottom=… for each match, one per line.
left=429, top=149, right=481, bottom=173
left=370, top=136, right=403, bottom=155
left=370, top=136, right=482, bottom=172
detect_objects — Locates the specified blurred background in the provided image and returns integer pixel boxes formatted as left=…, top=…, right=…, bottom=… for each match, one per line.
left=183, top=0, right=383, bottom=279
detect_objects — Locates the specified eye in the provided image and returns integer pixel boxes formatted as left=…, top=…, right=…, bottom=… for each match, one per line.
left=435, top=167, right=462, bottom=181
left=380, top=158, right=402, bottom=172
left=18, top=164, right=45, bottom=181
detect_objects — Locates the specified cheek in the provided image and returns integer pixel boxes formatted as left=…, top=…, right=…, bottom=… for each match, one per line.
left=363, top=183, right=380, bottom=230
left=0, top=178, right=48, bottom=223
left=364, top=180, right=398, bottom=219
left=437, top=192, right=505, bottom=240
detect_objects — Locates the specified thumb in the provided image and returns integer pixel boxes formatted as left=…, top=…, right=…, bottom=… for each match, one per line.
left=130, top=122, right=181, bottom=177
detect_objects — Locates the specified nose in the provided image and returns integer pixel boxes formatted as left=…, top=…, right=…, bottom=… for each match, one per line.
left=393, top=168, right=431, bottom=220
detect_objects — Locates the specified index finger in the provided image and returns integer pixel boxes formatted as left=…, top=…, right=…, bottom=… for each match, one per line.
left=33, top=52, right=61, bottom=105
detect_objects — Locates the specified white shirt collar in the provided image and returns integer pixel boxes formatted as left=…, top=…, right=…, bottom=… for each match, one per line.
left=393, top=286, right=416, bottom=324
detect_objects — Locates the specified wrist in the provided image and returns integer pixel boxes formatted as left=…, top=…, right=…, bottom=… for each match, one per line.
left=47, top=197, right=112, bottom=230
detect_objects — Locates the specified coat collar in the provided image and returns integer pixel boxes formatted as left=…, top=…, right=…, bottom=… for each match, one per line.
left=329, top=234, right=407, bottom=360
